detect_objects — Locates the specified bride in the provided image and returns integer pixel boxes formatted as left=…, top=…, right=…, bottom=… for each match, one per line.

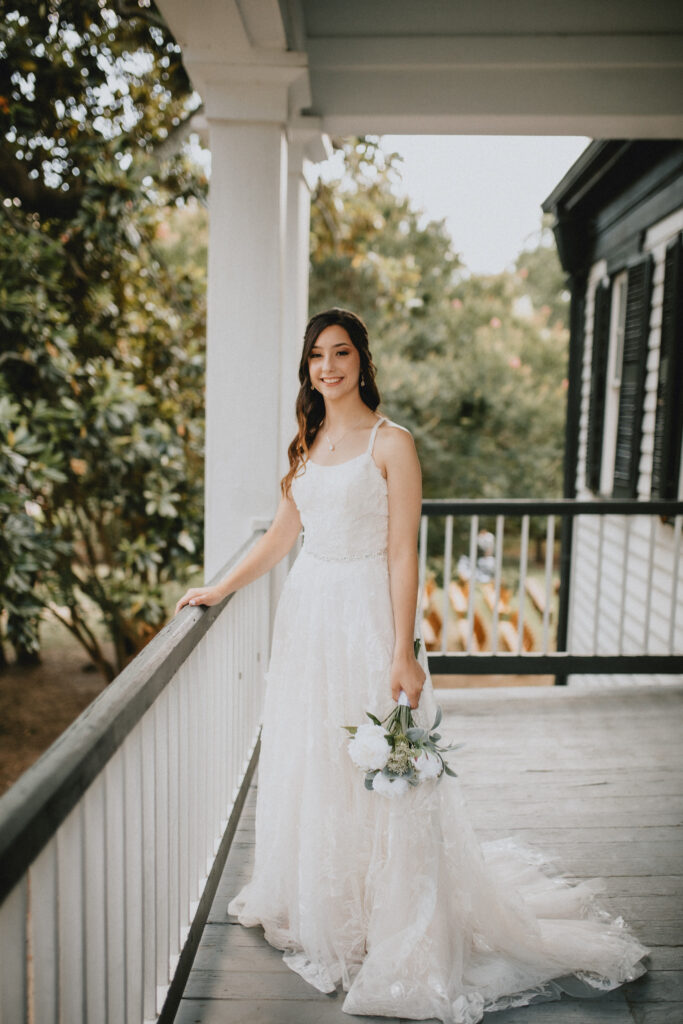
left=175, top=307, right=648, bottom=1023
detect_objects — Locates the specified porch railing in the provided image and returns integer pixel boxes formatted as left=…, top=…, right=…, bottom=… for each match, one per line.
left=2, top=499, right=682, bottom=1024
left=0, top=529, right=270, bottom=1024
left=419, top=498, right=683, bottom=683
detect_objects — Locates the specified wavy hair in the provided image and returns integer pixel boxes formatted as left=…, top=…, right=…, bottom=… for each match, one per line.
left=280, top=308, right=381, bottom=497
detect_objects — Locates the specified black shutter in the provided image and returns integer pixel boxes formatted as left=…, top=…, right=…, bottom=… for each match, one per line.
left=585, top=280, right=612, bottom=493
left=613, top=255, right=654, bottom=498
left=652, top=232, right=683, bottom=501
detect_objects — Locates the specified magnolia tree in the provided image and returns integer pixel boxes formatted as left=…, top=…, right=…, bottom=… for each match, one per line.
left=0, top=0, right=206, bottom=676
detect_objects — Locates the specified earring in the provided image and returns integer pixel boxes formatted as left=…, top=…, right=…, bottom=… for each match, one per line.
left=360, top=373, right=365, bottom=387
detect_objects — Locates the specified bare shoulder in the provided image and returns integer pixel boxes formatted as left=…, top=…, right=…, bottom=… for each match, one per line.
left=375, top=418, right=418, bottom=475
left=378, top=418, right=414, bottom=443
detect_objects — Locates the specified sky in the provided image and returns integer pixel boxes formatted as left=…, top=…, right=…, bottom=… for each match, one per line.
left=316, top=135, right=591, bottom=277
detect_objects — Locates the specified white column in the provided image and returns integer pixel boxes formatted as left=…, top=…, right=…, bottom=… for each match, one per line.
left=201, top=66, right=328, bottom=581
left=201, top=66, right=298, bottom=580
left=278, top=129, right=329, bottom=480
left=203, top=116, right=286, bottom=578
left=265, top=132, right=329, bottom=620
left=278, top=139, right=311, bottom=480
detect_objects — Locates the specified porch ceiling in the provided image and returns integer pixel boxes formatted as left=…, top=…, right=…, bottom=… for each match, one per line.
left=158, top=0, right=683, bottom=136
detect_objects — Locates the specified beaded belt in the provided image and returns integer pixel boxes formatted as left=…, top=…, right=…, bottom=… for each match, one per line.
left=303, top=546, right=387, bottom=563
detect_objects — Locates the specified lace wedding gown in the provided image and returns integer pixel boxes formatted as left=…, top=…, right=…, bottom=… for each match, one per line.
left=228, top=415, right=649, bottom=1023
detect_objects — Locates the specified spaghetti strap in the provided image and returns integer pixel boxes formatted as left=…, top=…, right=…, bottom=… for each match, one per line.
left=366, top=416, right=386, bottom=456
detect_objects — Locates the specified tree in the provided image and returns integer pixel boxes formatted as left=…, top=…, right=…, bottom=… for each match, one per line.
left=0, top=0, right=206, bottom=677
left=309, top=137, right=569, bottom=506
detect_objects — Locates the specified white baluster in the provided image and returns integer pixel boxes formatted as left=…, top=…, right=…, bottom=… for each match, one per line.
left=593, top=515, right=605, bottom=655
left=441, top=515, right=453, bottom=654
left=0, top=876, right=27, bottom=1024
left=124, top=729, right=144, bottom=1021
left=30, top=839, right=58, bottom=1024
left=643, top=514, right=657, bottom=654
left=517, top=515, right=529, bottom=655
left=618, top=517, right=632, bottom=656
left=542, top=514, right=555, bottom=655
left=83, top=774, right=107, bottom=1024
left=140, top=710, right=157, bottom=1022
left=466, top=516, right=478, bottom=653
left=492, top=515, right=504, bottom=654
left=154, top=692, right=170, bottom=1013
left=105, top=747, right=126, bottom=1023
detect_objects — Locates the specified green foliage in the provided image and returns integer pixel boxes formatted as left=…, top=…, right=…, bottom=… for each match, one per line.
left=309, top=137, right=569, bottom=502
left=0, top=7, right=571, bottom=689
left=0, top=0, right=206, bottom=677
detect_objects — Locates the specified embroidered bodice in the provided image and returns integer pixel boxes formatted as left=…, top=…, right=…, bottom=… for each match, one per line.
left=291, top=416, right=388, bottom=562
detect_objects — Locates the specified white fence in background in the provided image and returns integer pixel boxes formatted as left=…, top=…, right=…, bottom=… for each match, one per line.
left=0, top=532, right=270, bottom=1024
left=418, top=498, right=683, bottom=682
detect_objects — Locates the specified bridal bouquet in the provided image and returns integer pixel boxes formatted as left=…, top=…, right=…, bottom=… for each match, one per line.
left=342, top=639, right=464, bottom=798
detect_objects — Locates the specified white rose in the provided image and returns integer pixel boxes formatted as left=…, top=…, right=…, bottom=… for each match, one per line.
left=372, top=772, right=409, bottom=798
left=414, top=750, right=442, bottom=780
left=347, top=723, right=390, bottom=771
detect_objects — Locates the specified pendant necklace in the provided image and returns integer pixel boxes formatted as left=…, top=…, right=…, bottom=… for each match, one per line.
left=323, top=414, right=368, bottom=452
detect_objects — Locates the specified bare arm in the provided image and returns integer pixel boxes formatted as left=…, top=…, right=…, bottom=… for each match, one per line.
left=380, top=425, right=426, bottom=708
left=174, top=490, right=302, bottom=614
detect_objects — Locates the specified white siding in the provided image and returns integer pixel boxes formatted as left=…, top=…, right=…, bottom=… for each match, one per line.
left=569, top=207, right=683, bottom=686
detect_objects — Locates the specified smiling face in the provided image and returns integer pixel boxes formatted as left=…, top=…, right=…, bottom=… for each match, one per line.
left=307, top=324, right=362, bottom=400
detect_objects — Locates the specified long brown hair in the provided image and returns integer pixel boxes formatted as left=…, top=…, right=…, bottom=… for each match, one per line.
left=280, top=308, right=381, bottom=497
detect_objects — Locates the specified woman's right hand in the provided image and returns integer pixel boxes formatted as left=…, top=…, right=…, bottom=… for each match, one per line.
left=174, top=585, right=225, bottom=616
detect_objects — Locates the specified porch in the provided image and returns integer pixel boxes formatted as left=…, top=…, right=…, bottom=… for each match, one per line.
left=2, top=1, right=683, bottom=1020
left=1, top=500, right=681, bottom=1024
left=177, top=680, right=683, bottom=1024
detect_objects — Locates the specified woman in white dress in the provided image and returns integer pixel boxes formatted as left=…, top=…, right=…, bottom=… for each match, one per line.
left=175, top=307, right=648, bottom=1024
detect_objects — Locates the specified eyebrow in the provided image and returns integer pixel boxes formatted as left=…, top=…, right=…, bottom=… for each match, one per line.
left=310, top=342, right=349, bottom=351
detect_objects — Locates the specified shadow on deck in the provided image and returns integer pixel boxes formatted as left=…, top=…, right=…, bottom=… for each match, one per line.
left=175, top=680, right=683, bottom=1024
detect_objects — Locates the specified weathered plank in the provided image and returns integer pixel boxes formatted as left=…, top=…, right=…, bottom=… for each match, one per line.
left=175, top=681, right=683, bottom=1024
left=174, top=997, right=400, bottom=1024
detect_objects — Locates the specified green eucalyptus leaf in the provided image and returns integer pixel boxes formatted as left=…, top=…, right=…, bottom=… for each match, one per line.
left=406, top=727, right=426, bottom=742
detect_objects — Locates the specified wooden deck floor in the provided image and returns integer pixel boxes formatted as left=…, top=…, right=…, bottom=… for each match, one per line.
left=175, top=680, right=683, bottom=1024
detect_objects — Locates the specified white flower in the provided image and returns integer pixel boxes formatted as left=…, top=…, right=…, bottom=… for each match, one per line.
left=372, top=772, right=409, bottom=798
left=414, top=750, right=442, bottom=780
left=347, top=724, right=391, bottom=771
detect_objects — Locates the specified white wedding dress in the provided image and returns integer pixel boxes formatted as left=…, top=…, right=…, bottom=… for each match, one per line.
left=228, top=415, right=649, bottom=1023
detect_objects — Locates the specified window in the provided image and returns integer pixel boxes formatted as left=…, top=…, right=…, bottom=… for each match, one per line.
left=598, top=272, right=628, bottom=495
left=652, top=231, right=683, bottom=502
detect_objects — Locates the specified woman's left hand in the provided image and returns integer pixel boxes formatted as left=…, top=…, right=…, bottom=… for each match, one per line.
left=390, top=651, right=426, bottom=709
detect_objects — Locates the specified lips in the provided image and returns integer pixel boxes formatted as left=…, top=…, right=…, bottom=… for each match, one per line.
left=321, top=377, right=343, bottom=384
